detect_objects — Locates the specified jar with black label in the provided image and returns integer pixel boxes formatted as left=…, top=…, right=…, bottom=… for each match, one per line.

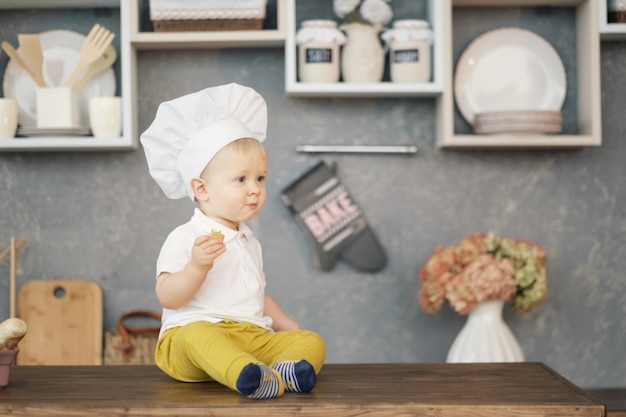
left=296, top=20, right=346, bottom=83
left=381, top=20, right=433, bottom=83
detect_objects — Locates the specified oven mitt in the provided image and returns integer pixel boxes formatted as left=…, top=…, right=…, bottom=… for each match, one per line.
left=281, top=161, right=386, bottom=272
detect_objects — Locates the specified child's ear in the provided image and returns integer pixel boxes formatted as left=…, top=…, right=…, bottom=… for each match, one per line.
left=190, top=177, right=209, bottom=202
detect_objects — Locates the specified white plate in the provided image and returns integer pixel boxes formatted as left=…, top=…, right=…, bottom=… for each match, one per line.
left=475, top=111, right=562, bottom=125
left=475, top=110, right=562, bottom=120
left=474, top=121, right=562, bottom=135
left=3, top=29, right=115, bottom=128
left=454, top=27, right=566, bottom=126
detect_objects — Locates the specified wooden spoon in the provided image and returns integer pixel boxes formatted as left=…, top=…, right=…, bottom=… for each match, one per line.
left=1, top=41, right=45, bottom=87
left=64, top=24, right=115, bottom=88
left=17, top=34, right=46, bottom=87
left=74, top=45, right=117, bottom=90
left=0, top=237, right=26, bottom=319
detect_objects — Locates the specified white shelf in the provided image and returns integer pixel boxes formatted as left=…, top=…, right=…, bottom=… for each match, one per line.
left=0, top=0, right=136, bottom=152
left=599, top=22, right=626, bottom=39
left=286, top=82, right=442, bottom=98
left=130, top=31, right=285, bottom=50
left=436, top=0, right=602, bottom=149
left=127, top=0, right=286, bottom=50
left=1, top=0, right=604, bottom=151
left=0, top=137, right=131, bottom=151
left=284, top=0, right=445, bottom=97
left=599, top=0, right=626, bottom=39
left=438, top=134, right=600, bottom=148
left=0, top=0, right=119, bottom=8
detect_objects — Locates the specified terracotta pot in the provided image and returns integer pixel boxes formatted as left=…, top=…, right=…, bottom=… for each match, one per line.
left=0, top=349, right=19, bottom=388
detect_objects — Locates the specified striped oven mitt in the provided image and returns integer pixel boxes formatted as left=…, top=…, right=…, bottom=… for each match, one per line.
left=281, top=161, right=386, bottom=272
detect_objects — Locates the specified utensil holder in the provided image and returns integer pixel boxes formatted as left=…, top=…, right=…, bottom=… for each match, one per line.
left=36, top=87, right=79, bottom=128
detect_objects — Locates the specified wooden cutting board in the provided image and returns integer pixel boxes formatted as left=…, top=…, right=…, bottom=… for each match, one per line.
left=17, top=279, right=103, bottom=365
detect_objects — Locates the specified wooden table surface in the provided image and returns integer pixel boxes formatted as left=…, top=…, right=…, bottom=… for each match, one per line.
left=586, top=389, right=626, bottom=417
left=1, top=362, right=606, bottom=417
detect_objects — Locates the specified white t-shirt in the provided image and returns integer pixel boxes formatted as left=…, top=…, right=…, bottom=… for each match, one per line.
left=156, top=208, right=273, bottom=337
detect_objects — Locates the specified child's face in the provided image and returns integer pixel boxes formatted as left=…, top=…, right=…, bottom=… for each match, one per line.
left=200, top=147, right=267, bottom=230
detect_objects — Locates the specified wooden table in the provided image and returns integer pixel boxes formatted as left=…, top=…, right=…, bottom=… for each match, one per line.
left=1, top=362, right=606, bottom=417
left=586, top=389, right=626, bottom=417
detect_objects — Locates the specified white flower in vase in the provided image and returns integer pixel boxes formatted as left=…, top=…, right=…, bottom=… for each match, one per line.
left=333, top=0, right=393, bottom=29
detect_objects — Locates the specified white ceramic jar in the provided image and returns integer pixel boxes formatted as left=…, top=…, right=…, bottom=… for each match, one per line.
left=382, top=19, right=433, bottom=83
left=296, top=20, right=346, bottom=83
left=608, top=0, right=626, bottom=22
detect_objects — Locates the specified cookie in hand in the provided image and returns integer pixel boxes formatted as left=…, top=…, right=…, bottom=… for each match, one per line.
left=210, top=229, right=225, bottom=242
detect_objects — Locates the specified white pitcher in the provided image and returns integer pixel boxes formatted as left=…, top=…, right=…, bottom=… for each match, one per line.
left=340, top=23, right=385, bottom=83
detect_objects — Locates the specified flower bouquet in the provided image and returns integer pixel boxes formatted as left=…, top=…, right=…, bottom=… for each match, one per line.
left=418, top=232, right=547, bottom=315
left=333, top=0, right=394, bottom=28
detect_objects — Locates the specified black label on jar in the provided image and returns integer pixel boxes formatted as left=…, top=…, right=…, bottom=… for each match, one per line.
left=394, top=49, right=419, bottom=63
left=306, top=48, right=333, bottom=63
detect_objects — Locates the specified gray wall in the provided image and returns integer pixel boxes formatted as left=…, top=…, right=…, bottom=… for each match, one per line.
left=1, top=4, right=625, bottom=389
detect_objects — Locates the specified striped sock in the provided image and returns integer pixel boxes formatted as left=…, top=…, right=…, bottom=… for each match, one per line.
left=272, top=360, right=317, bottom=393
left=236, top=363, right=284, bottom=399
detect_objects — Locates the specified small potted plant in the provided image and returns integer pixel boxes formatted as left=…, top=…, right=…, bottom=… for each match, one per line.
left=417, top=232, right=547, bottom=362
left=0, top=317, right=28, bottom=388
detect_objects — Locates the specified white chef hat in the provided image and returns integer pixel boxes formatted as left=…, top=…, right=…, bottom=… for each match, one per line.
left=140, top=83, right=267, bottom=200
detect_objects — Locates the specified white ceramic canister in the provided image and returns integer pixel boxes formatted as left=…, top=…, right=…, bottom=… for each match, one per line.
left=382, top=19, right=433, bottom=83
left=296, top=20, right=346, bottom=83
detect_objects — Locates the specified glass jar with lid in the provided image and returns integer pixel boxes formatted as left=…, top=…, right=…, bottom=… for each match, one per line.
left=296, top=20, right=346, bottom=83
left=382, top=19, right=433, bottom=83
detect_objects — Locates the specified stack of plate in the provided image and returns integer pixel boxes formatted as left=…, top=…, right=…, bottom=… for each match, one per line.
left=453, top=27, right=567, bottom=136
left=474, top=110, right=562, bottom=134
left=16, top=126, right=91, bottom=137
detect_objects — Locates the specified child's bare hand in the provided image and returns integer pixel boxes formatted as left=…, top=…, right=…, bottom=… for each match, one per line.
left=189, top=235, right=226, bottom=273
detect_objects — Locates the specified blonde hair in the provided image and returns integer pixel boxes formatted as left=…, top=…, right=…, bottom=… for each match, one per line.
left=200, top=137, right=266, bottom=180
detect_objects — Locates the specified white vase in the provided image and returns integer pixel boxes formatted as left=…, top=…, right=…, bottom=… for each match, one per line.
left=446, top=299, right=524, bottom=363
left=340, top=23, right=385, bottom=83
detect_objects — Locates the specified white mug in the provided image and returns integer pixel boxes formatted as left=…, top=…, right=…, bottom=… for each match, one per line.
left=89, top=96, right=122, bottom=138
left=0, top=98, right=18, bottom=139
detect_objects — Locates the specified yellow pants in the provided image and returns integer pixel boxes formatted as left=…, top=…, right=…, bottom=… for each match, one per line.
left=155, top=320, right=326, bottom=393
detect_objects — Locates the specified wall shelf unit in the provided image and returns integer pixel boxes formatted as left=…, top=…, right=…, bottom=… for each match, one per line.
left=0, top=0, right=286, bottom=152
left=598, top=0, right=626, bottom=40
left=127, top=0, right=286, bottom=50
left=436, top=0, right=602, bottom=149
left=284, top=0, right=445, bottom=97
left=0, top=0, right=607, bottom=151
left=0, top=0, right=135, bottom=152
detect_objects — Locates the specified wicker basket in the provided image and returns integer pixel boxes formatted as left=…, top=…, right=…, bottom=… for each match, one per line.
left=150, top=0, right=267, bottom=32
left=608, top=10, right=626, bottom=23
left=153, top=18, right=264, bottom=32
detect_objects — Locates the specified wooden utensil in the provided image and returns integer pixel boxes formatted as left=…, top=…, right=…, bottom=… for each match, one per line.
left=17, top=279, right=103, bottom=365
left=0, top=237, right=27, bottom=319
left=74, top=44, right=117, bottom=90
left=64, top=24, right=115, bottom=88
left=1, top=41, right=45, bottom=87
left=9, top=238, right=16, bottom=319
left=17, top=34, right=46, bottom=87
